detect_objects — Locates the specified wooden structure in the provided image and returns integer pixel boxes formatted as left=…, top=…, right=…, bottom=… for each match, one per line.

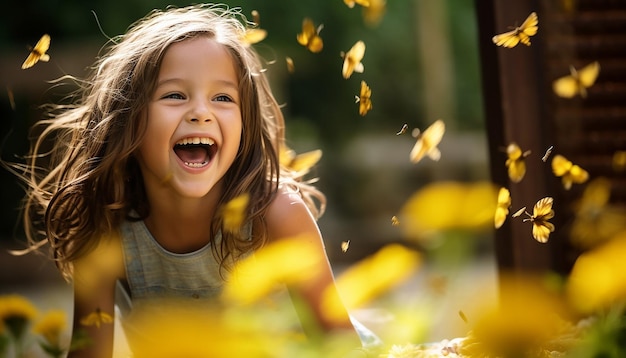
left=476, top=0, right=626, bottom=275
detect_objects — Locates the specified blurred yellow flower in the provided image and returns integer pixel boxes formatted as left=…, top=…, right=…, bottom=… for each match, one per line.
left=223, top=235, right=324, bottom=305
left=400, top=181, right=498, bottom=239
left=463, top=274, right=572, bottom=357
left=567, top=231, right=626, bottom=314
left=0, top=294, right=39, bottom=340
left=33, top=309, right=66, bottom=347
left=127, top=304, right=279, bottom=357
left=322, top=244, right=421, bottom=322
left=613, top=150, right=626, bottom=171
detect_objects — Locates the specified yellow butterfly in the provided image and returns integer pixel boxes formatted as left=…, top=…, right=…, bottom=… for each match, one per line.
left=222, top=193, right=249, bottom=233
left=285, top=57, right=295, bottom=74
left=297, top=18, right=324, bottom=53
left=505, top=142, right=531, bottom=183
left=363, top=0, right=387, bottom=27
left=523, top=197, right=555, bottom=243
left=492, top=12, right=538, bottom=48
left=391, top=215, right=400, bottom=226
left=241, top=10, right=267, bottom=46
left=22, top=34, right=51, bottom=69
left=410, top=119, right=445, bottom=163
left=242, top=28, right=267, bottom=46
left=344, top=0, right=370, bottom=8
left=552, top=61, right=600, bottom=98
left=341, top=240, right=350, bottom=253
left=341, top=40, right=366, bottom=79
left=396, top=124, right=408, bottom=135
left=494, top=187, right=511, bottom=229
left=80, top=308, right=113, bottom=328
left=280, top=147, right=323, bottom=177
left=551, top=154, right=589, bottom=190
left=542, top=145, right=554, bottom=162
left=355, top=80, right=372, bottom=116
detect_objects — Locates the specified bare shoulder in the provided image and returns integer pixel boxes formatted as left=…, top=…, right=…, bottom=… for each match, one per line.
left=265, top=185, right=321, bottom=243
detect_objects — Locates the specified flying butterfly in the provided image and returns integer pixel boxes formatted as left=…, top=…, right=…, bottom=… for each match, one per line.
left=505, top=142, right=531, bottom=183
left=344, top=0, right=370, bottom=8
left=341, top=40, right=366, bottom=79
left=222, top=193, right=250, bottom=233
left=297, top=18, right=324, bottom=53
left=494, top=187, right=511, bottom=229
left=391, top=215, right=400, bottom=226
left=280, top=147, right=323, bottom=177
left=362, top=0, right=387, bottom=27
left=341, top=240, right=350, bottom=253
left=286, top=57, right=295, bottom=74
left=542, top=145, right=554, bottom=162
left=22, top=34, right=51, bottom=69
left=355, top=80, right=372, bottom=116
left=551, top=154, right=589, bottom=190
left=241, top=10, right=267, bottom=46
left=396, top=124, right=408, bottom=135
left=523, top=197, right=555, bottom=243
left=410, top=119, right=445, bottom=163
left=80, top=308, right=113, bottom=329
left=552, top=61, right=600, bottom=99
left=492, top=12, right=538, bottom=48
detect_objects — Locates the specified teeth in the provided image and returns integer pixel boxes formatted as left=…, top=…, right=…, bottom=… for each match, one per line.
left=184, top=161, right=209, bottom=168
left=176, top=137, right=215, bottom=146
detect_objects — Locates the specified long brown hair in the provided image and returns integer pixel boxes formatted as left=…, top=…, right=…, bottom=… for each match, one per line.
left=12, top=4, right=325, bottom=281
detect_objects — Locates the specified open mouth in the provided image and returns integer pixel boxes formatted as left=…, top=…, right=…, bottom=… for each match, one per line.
left=173, top=137, right=216, bottom=168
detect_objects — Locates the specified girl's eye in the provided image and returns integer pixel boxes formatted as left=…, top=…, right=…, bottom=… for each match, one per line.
left=214, top=94, right=234, bottom=102
left=163, top=93, right=185, bottom=100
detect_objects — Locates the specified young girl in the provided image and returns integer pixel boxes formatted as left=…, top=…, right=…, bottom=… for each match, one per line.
left=15, top=4, right=379, bottom=357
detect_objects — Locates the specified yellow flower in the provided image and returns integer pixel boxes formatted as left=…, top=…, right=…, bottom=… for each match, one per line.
left=223, top=235, right=324, bottom=305
left=0, top=294, right=39, bottom=340
left=567, top=231, right=626, bottom=314
left=463, top=274, right=572, bottom=357
left=33, top=309, right=66, bottom=347
left=400, top=181, right=498, bottom=240
left=321, top=244, right=421, bottom=322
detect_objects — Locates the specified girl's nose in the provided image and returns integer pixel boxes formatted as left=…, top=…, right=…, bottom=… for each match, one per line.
left=187, top=100, right=212, bottom=123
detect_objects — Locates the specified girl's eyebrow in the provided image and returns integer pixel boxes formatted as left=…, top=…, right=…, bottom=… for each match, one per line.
left=156, top=77, right=239, bottom=90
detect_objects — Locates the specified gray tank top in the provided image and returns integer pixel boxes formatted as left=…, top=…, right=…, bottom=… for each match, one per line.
left=119, top=219, right=226, bottom=301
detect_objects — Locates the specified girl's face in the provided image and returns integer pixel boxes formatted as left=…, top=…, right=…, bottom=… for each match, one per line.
left=137, top=36, right=242, bottom=200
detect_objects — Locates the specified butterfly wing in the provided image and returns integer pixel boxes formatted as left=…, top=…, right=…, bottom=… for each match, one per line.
left=520, top=12, right=539, bottom=37
left=552, top=74, right=579, bottom=98
left=242, top=28, right=267, bottom=45
left=494, top=187, right=511, bottom=229
left=532, top=222, right=553, bottom=243
left=289, top=149, right=323, bottom=174
left=533, top=197, right=554, bottom=221
left=358, top=81, right=372, bottom=116
left=492, top=29, right=521, bottom=48
left=298, top=18, right=323, bottom=53
left=578, top=61, right=600, bottom=88
left=551, top=154, right=573, bottom=177
left=342, top=40, right=366, bottom=79
left=420, top=119, right=445, bottom=162
left=22, top=34, right=51, bottom=69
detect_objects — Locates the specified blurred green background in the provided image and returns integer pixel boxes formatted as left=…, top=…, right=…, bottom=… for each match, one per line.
left=0, top=0, right=489, bottom=262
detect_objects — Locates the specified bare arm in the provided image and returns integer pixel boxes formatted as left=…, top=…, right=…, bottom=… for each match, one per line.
left=265, top=187, right=360, bottom=345
left=68, top=234, right=124, bottom=358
